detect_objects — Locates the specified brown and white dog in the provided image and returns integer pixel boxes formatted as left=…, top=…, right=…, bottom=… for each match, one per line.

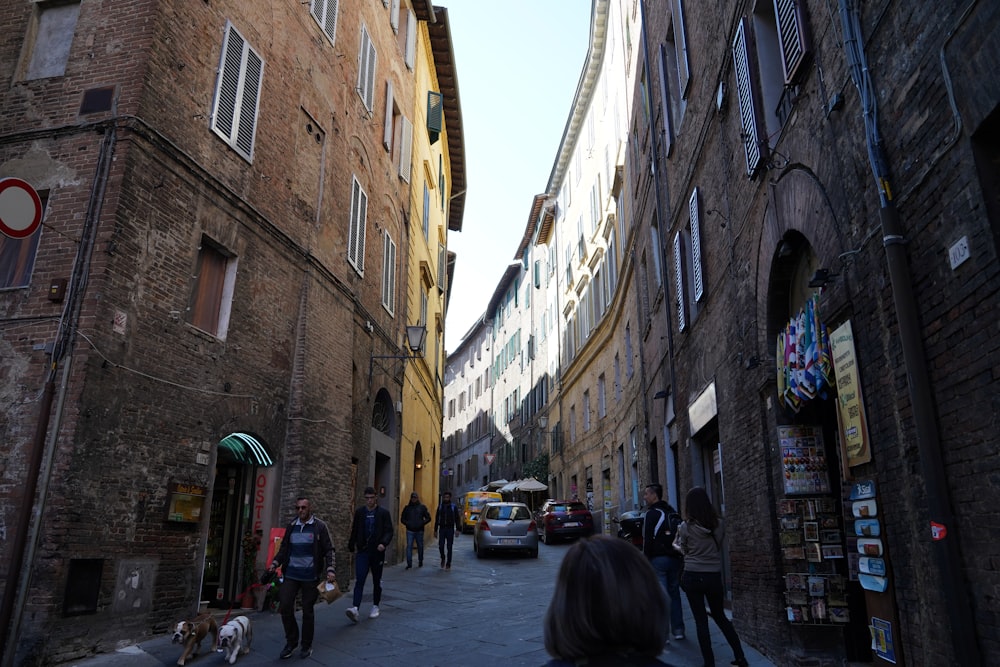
left=171, top=614, right=218, bottom=665
left=217, top=615, right=253, bottom=664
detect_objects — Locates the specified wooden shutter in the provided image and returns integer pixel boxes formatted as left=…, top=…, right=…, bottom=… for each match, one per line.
left=311, top=0, right=338, bottom=44
left=404, top=11, right=417, bottom=69
left=383, top=80, right=394, bottom=149
left=672, top=232, right=686, bottom=332
left=732, top=17, right=766, bottom=178
left=427, top=91, right=443, bottom=144
left=390, top=0, right=400, bottom=32
left=235, top=48, right=263, bottom=159
left=382, top=233, right=396, bottom=313
left=670, top=0, right=690, bottom=99
left=348, top=177, right=367, bottom=274
left=211, top=24, right=263, bottom=162
left=657, top=44, right=675, bottom=157
left=357, top=26, right=376, bottom=110
left=399, top=117, right=412, bottom=181
left=774, top=0, right=811, bottom=84
left=689, top=187, right=704, bottom=302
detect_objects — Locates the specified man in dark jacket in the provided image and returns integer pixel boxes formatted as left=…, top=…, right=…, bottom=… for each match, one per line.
left=268, top=496, right=336, bottom=659
left=642, top=483, right=686, bottom=640
left=434, top=491, right=462, bottom=569
left=400, top=492, right=432, bottom=568
left=345, top=486, right=394, bottom=622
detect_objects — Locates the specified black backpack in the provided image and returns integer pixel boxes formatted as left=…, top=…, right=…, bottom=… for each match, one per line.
left=653, top=508, right=684, bottom=558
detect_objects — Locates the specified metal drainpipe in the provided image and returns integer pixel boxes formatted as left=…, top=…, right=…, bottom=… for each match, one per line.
left=838, top=1, right=981, bottom=662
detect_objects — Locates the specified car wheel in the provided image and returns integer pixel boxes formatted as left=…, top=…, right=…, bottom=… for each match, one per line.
left=476, top=545, right=485, bottom=559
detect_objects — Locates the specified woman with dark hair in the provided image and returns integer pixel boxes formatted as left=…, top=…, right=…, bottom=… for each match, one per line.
left=543, top=535, right=677, bottom=666
left=673, top=487, right=748, bottom=667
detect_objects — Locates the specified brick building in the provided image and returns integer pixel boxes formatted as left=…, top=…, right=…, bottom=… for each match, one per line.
left=0, top=1, right=461, bottom=664
left=634, top=0, right=999, bottom=664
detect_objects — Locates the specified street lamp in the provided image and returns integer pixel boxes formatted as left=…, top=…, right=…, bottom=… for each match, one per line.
left=368, top=324, right=427, bottom=385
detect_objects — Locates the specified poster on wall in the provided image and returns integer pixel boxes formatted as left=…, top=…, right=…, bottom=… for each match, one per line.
left=830, top=320, right=872, bottom=468
left=778, top=425, right=831, bottom=495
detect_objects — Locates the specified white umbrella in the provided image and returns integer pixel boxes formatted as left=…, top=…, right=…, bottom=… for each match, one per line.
left=487, top=479, right=509, bottom=490
left=499, top=480, right=520, bottom=493
left=516, top=477, right=548, bottom=492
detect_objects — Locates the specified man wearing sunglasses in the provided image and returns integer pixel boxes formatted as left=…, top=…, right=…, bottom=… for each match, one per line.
left=345, top=487, right=394, bottom=623
left=268, top=496, right=335, bottom=659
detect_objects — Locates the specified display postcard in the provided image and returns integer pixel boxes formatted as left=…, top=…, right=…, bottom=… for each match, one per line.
left=783, top=546, right=806, bottom=561
left=828, top=577, right=847, bottom=606
left=780, top=516, right=801, bottom=531
left=804, top=521, right=820, bottom=541
left=811, top=599, right=827, bottom=622
left=822, top=544, right=845, bottom=559
left=821, top=516, right=840, bottom=529
left=806, top=542, right=823, bottom=563
left=785, top=573, right=806, bottom=590
left=807, top=576, right=826, bottom=596
left=803, top=500, right=817, bottom=520
left=847, top=552, right=860, bottom=581
left=821, top=529, right=841, bottom=544
left=785, top=590, right=808, bottom=605
left=816, top=497, right=837, bottom=513
left=780, top=531, right=803, bottom=546
left=778, top=499, right=799, bottom=515
left=829, top=607, right=850, bottom=623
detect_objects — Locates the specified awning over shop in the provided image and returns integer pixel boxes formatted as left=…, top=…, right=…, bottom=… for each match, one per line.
left=219, top=432, right=275, bottom=466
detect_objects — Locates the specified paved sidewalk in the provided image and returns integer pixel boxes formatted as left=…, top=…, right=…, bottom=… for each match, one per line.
left=67, top=540, right=775, bottom=667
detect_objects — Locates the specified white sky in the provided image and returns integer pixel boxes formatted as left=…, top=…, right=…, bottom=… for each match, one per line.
left=441, top=1, right=591, bottom=351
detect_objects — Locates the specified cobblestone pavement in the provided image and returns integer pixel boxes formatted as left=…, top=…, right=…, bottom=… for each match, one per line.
left=67, top=537, right=776, bottom=666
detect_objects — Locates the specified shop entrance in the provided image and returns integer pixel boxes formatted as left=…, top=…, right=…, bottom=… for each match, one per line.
left=202, top=432, right=274, bottom=608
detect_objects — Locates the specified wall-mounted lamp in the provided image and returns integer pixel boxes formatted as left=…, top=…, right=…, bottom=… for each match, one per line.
left=415, top=462, right=423, bottom=470
left=808, top=268, right=840, bottom=288
left=368, top=324, right=427, bottom=385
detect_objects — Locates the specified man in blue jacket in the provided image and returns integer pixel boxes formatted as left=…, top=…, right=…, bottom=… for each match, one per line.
left=642, top=483, right=686, bottom=641
left=268, top=496, right=336, bottom=659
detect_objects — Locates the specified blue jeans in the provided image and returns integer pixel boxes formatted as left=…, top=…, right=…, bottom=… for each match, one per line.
left=405, top=529, right=425, bottom=565
left=352, top=550, right=384, bottom=608
left=650, top=555, right=685, bottom=635
left=680, top=570, right=746, bottom=666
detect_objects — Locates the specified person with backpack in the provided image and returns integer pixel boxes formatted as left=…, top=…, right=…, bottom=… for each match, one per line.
left=642, top=484, right=686, bottom=641
left=434, top=491, right=461, bottom=569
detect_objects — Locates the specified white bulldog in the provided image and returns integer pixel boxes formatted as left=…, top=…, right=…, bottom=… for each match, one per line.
left=217, top=615, right=252, bottom=664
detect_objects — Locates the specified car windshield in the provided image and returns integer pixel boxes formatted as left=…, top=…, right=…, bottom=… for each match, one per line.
left=486, top=505, right=531, bottom=520
left=549, top=503, right=587, bottom=513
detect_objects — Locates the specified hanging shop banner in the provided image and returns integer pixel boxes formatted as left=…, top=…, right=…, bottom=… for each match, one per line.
left=776, top=294, right=833, bottom=414
left=829, top=320, right=872, bottom=467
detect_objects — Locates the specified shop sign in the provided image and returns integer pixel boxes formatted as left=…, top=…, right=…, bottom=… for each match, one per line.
left=871, top=617, right=897, bottom=662
left=830, top=321, right=872, bottom=467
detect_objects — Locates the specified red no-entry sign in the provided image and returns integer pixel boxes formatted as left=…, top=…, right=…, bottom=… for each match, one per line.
left=0, top=177, right=43, bottom=239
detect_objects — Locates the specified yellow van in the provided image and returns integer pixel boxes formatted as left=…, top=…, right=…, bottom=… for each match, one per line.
left=459, top=491, right=502, bottom=533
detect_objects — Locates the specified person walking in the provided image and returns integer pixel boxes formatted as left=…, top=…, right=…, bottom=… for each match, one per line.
left=345, top=486, right=393, bottom=623
left=543, top=535, right=676, bottom=666
left=434, top=491, right=461, bottom=569
left=267, top=496, right=336, bottom=660
left=400, top=491, right=431, bottom=568
left=642, top=483, right=686, bottom=641
left=673, top=486, right=748, bottom=667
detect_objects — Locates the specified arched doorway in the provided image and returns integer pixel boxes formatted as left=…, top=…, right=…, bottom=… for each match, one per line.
left=203, top=432, right=275, bottom=608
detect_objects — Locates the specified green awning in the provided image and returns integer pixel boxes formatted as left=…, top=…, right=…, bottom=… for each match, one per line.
left=218, top=433, right=274, bottom=466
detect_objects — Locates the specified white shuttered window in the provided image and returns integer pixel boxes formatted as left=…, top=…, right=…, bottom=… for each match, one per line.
left=348, top=176, right=368, bottom=275
left=211, top=23, right=264, bottom=162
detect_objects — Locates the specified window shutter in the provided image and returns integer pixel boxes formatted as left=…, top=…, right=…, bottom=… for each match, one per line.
left=732, top=17, right=766, bottom=178
left=211, top=24, right=263, bottom=163
left=438, top=242, right=447, bottom=291
left=383, top=80, right=393, bottom=150
left=774, top=0, right=811, bottom=84
left=404, top=11, right=417, bottom=69
left=673, top=232, right=686, bottom=332
left=427, top=91, right=443, bottom=144
left=348, top=177, right=367, bottom=274
left=390, top=0, right=400, bottom=32
left=399, top=116, right=412, bottom=182
left=670, top=0, right=690, bottom=99
left=382, top=233, right=396, bottom=313
left=310, top=0, right=338, bottom=45
left=657, top=45, right=675, bottom=157
left=357, top=26, right=377, bottom=110
left=689, top=187, right=704, bottom=302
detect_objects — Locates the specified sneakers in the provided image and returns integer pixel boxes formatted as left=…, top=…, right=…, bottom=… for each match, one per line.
left=440, top=558, right=445, bottom=568
left=345, top=607, right=359, bottom=623
left=445, top=563, right=451, bottom=570
left=299, top=646, right=312, bottom=659
left=279, top=644, right=296, bottom=659
left=418, top=560, right=424, bottom=567
left=369, top=605, right=380, bottom=619
left=674, top=632, right=686, bottom=640
left=405, top=563, right=412, bottom=569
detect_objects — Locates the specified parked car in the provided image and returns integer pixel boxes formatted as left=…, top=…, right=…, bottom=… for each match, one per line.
left=473, top=502, right=539, bottom=558
left=536, top=499, right=595, bottom=544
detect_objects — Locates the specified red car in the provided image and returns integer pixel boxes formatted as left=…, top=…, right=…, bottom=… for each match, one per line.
left=536, top=499, right=595, bottom=544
